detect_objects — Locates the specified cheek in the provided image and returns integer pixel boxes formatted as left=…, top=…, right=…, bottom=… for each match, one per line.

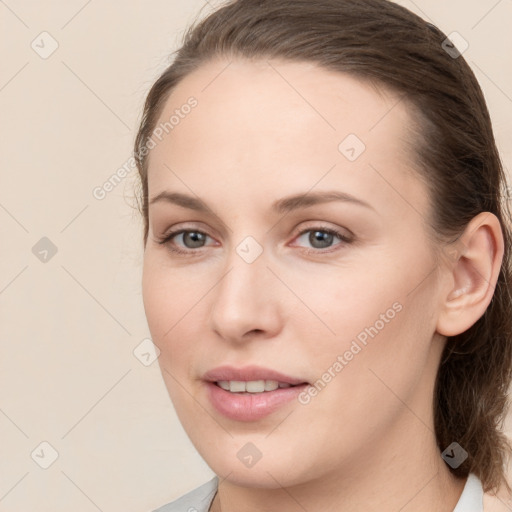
left=142, top=255, right=198, bottom=364
left=310, top=271, right=439, bottom=424
left=301, top=253, right=438, bottom=400
left=289, top=262, right=401, bottom=353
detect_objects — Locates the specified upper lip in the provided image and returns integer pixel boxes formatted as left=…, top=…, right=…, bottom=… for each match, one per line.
left=203, top=365, right=308, bottom=385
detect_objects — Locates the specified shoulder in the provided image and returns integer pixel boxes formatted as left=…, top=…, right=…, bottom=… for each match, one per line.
left=152, top=476, right=218, bottom=512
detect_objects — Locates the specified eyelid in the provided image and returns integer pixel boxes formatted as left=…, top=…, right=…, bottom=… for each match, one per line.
left=290, top=221, right=354, bottom=241
left=156, top=221, right=216, bottom=243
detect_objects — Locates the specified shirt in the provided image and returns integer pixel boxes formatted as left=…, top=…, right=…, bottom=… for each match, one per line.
left=152, top=472, right=483, bottom=512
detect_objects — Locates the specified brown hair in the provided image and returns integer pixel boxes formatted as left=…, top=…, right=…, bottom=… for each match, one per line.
left=134, top=0, right=512, bottom=494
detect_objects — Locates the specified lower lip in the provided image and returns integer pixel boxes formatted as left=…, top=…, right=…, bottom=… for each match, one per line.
left=205, top=381, right=308, bottom=422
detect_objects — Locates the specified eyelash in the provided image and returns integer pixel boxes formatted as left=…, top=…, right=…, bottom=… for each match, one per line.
left=155, top=225, right=353, bottom=256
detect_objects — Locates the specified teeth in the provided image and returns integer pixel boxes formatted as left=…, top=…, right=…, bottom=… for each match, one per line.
left=229, top=380, right=247, bottom=392
left=246, top=380, right=266, bottom=392
left=264, top=381, right=276, bottom=391
left=216, top=380, right=297, bottom=393
left=217, top=380, right=231, bottom=391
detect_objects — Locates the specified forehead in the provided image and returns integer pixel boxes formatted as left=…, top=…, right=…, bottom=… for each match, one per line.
left=147, top=58, right=427, bottom=219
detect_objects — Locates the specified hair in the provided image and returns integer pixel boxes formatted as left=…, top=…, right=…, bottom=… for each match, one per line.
left=133, top=0, right=512, bottom=495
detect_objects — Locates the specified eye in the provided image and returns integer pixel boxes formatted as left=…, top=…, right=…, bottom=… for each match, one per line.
left=292, top=225, right=353, bottom=254
left=155, top=229, right=214, bottom=255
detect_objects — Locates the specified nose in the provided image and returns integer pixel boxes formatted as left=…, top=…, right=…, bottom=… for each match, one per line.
left=208, top=244, right=283, bottom=344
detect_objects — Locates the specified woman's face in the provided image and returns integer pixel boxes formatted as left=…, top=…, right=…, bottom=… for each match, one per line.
left=142, top=58, right=447, bottom=487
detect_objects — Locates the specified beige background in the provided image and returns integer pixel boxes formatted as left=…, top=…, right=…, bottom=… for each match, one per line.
left=1, top=0, right=511, bottom=510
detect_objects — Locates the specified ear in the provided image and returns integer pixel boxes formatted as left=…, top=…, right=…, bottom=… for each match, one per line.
left=436, top=212, right=504, bottom=337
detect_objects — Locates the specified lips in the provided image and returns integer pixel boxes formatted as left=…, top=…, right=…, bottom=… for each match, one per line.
left=202, top=365, right=310, bottom=421
left=202, top=364, right=308, bottom=386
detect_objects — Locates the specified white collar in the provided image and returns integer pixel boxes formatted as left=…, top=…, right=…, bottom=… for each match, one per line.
left=453, top=473, right=484, bottom=511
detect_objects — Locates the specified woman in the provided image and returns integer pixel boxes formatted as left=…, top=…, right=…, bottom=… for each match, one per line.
left=134, top=0, right=512, bottom=510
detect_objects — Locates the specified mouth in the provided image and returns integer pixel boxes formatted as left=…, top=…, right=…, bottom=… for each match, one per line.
left=202, top=365, right=310, bottom=421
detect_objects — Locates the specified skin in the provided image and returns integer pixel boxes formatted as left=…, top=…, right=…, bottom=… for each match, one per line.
left=142, top=58, right=504, bottom=512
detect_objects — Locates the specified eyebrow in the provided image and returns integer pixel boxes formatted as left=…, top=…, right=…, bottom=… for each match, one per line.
left=148, top=190, right=375, bottom=214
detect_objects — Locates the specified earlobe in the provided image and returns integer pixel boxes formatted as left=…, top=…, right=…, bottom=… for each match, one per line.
left=436, top=212, right=504, bottom=337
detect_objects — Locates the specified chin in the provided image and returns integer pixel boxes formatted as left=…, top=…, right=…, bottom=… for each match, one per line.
left=213, top=465, right=299, bottom=489
left=203, top=447, right=315, bottom=489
